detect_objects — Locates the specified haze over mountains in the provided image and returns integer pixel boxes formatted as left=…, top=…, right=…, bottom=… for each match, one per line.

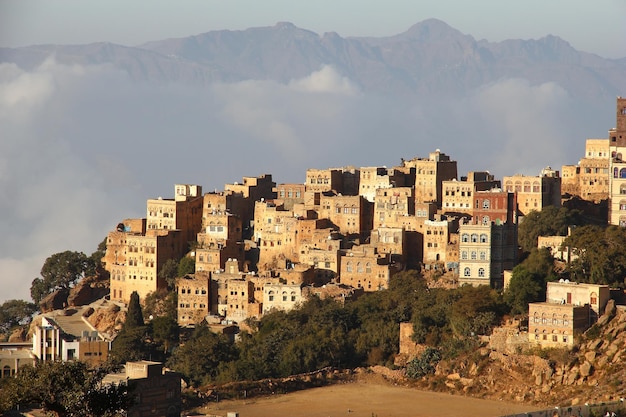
left=1, top=19, right=624, bottom=303
left=2, top=19, right=624, bottom=98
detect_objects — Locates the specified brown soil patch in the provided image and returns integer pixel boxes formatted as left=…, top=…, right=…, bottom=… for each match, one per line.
left=196, top=381, right=541, bottom=417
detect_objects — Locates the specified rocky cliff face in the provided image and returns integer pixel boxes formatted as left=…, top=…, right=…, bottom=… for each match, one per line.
left=419, top=300, right=626, bottom=407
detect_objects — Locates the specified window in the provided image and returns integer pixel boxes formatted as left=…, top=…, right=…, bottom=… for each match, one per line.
left=366, top=262, right=371, bottom=273
left=482, top=200, right=490, bottom=209
left=461, top=251, right=468, bottom=260
left=471, top=234, right=478, bottom=243
left=479, top=251, right=486, bottom=260
left=282, top=291, right=287, bottom=301
left=268, top=291, right=274, bottom=302
left=291, top=292, right=296, bottom=302
left=471, top=251, right=477, bottom=260
left=463, top=267, right=471, bottom=277
left=346, top=261, right=353, bottom=273
left=461, top=234, right=469, bottom=243
left=480, top=234, right=488, bottom=243
left=357, top=262, right=363, bottom=273
left=478, top=268, right=485, bottom=277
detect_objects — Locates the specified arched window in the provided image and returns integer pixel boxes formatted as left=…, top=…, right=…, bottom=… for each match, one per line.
left=479, top=251, right=486, bottom=260
left=532, top=182, right=540, bottom=192
left=620, top=168, right=626, bottom=179
left=290, top=291, right=296, bottom=302
left=461, top=251, right=468, bottom=260
left=346, top=261, right=353, bottom=273
left=471, top=251, right=477, bottom=260
left=615, top=167, right=620, bottom=178
left=471, top=234, right=478, bottom=243
left=480, top=234, right=488, bottom=243
left=461, top=234, right=469, bottom=242
left=357, top=262, right=363, bottom=273
left=365, top=262, right=372, bottom=273
left=482, top=200, right=490, bottom=209
left=282, top=291, right=288, bottom=301
left=478, top=268, right=485, bottom=277
left=463, top=267, right=471, bottom=277
left=268, top=291, right=274, bottom=302
left=482, top=216, right=490, bottom=225
left=2, top=366, right=10, bottom=378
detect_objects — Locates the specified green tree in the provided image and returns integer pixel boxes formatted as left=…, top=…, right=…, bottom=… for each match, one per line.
left=503, top=248, right=557, bottom=315
left=0, top=299, right=37, bottom=335
left=564, top=225, right=626, bottom=285
left=518, top=206, right=584, bottom=253
left=150, top=315, right=179, bottom=354
left=0, top=361, right=130, bottom=416
left=110, top=292, right=148, bottom=364
left=31, top=251, right=95, bottom=304
left=89, top=237, right=108, bottom=274
left=167, top=322, right=238, bottom=386
left=177, top=256, right=195, bottom=277
left=158, top=259, right=179, bottom=289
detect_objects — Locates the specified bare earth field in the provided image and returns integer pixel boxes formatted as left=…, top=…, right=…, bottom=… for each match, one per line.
left=197, top=382, right=542, bottom=417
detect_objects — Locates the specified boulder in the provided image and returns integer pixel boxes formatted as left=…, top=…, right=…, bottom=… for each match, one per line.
left=39, top=288, right=70, bottom=313
left=579, top=361, right=593, bottom=377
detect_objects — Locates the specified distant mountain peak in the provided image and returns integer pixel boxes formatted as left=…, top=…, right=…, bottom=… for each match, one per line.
left=401, top=18, right=468, bottom=40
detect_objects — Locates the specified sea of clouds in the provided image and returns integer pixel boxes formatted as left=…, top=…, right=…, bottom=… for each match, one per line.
left=0, top=58, right=612, bottom=303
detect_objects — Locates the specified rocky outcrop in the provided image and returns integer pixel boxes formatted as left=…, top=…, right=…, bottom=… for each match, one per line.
left=67, top=275, right=109, bottom=307
left=39, top=288, right=70, bottom=313
left=86, top=302, right=126, bottom=335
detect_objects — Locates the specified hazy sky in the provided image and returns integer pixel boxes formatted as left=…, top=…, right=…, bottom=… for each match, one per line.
left=1, top=0, right=626, bottom=58
left=0, top=1, right=623, bottom=305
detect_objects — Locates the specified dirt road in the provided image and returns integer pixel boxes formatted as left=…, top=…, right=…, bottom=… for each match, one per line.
left=196, top=382, right=541, bottom=417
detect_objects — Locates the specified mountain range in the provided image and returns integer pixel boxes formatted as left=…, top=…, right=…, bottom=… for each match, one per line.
left=2, top=19, right=624, bottom=99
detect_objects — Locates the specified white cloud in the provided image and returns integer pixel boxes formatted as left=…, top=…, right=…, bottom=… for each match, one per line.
left=289, top=65, right=360, bottom=95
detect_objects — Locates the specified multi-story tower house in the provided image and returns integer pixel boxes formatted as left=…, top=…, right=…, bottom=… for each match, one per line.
left=359, top=167, right=408, bottom=202
left=339, top=245, right=399, bottom=291
left=318, top=194, right=373, bottom=241
left=176, top=273, right=210, bottom=326
left=305, top=168, right=344, bottom=194
left=458, top=220, right=518, bottom=288
left=224, top=174, right=276, bottom=230
left=472, top=189, right=517, bottom=226
left=401, top=150, right=457, bottom=207
left=503, top=168, right=561, bottom=216
left=442, top=172, right=500, bottom=215
left=146, top=184, right=203, bottom=244
left=370, top=226, right=406, bottom=264
left=274, top=183, right=305, bottom=210
left=422, top=217, right=459, bottom=270
left=562, top=139, right=610, bottom=202
left=373, top=187, right=415, bottom=229
left=254, top=200, right=300, bottom=270
left=608, top=97, right=626, bottom=226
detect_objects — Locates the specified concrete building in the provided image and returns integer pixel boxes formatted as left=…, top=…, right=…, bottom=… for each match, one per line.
left=458, top=221, right=518, bottom=288
left=608, top=97, right=626, bottom=226
left=33, top=315, right=111, bottom=366
left=545, top=280, right=610, bottom=321
left=503, top=168, right=561, bottom=216
left=401, top=150, right=458, bottom=207
left=176, top=273, right=210, bottom=326
left=103, top=361, right=181, bottom=417
left=0, top=343, right=35, bottom=379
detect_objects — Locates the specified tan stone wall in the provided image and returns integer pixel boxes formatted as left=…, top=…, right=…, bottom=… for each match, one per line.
left=318, top=194, right=373, bottom=238
left=340, top=247, right=392, bottom=291
left=373, top=187, right=414, bottom=228
left=528, top=303, right=590, bottom=348
left=305, top=168, right=343, bottom=193
left=423, top=220, right=450, bottom=264
left=262, top=284, right=303, bottom=314
left=176, top=273, right=210, bottom=326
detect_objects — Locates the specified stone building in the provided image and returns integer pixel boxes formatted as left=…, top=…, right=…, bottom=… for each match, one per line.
left=107, top=226, right=185, bottom=304
left=305, top=168, right=344, bottom=194
left=371, top=226, right=406, bottom=264
left=373, top=187, right=415, bottom=229
left=0, top=345, right=34, bottom=379
left=359, top=167, right=408, bottom=202
left=422, top=218, right=457, bottom=269
left=318, top=194, right=373, bottom=241
left=401, top=150, right=458, bottom=207
left=103, top=361, right=181, bottom=417
left=458, top=221, right=518, bottom=288
left=339, top=245, right=398, bottom=291
left=441, top=172, right=500, bottom=215
left=262, top=283, right=304, bottom=314
left=176, top=273, right=210, bottom=326
left=146, top=184, right=203, bottom=243
left=527, top=281, right=608, bottom=348
left=224, top=174, right=276, bottom=229
left=561, top=139, right=610, bottom=202
left=528, top=302, right=590, bottom=348
left=608, top=97, right=626, bottom=226
left=503, top=168, right=561, bottom=216
left=275, top=183, right=305, bottom=210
